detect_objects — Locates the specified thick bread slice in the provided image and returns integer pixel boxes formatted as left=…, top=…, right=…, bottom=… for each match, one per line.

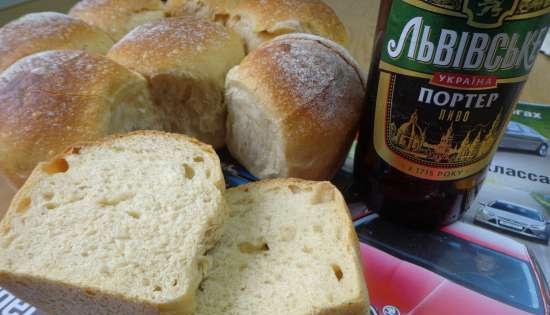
left=197, top=179, right=369, bottom=315
left=0, top=131, right=226, bottom=315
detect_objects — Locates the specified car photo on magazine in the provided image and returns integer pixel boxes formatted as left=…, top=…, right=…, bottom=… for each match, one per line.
left=460, top=102, right=550, bottom=315
left=466, top=103, right=550, bottom=251
left=356, top=213, right=550, bottom=315
left=500, top=121, right=548, bottom=157
left=474, top=200, right=550, bottom=244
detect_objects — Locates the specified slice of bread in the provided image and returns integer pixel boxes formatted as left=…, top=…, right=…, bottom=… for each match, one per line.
left=0, top=131, right=226, bottom=315
left=196, top=179, right=369, bottom=315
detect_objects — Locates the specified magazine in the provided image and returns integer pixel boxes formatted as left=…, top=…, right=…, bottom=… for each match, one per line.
left=0, top=287, right=41, bottom=315
left=466, top=102, right=550, bottom=277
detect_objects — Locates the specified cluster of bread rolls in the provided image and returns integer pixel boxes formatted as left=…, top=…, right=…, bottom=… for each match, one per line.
left=0, top=0, right=366, bottom=187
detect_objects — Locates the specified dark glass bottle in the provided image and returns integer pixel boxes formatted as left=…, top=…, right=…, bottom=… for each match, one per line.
left=354, top=0, right=549, bottom=227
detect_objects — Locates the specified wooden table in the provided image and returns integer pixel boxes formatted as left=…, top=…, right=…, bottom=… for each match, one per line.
left=1, top=0, right=549, bottom=218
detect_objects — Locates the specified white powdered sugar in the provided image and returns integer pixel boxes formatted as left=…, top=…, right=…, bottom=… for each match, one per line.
left=71, top=0, right=162, bottom=12
left=0, top=50, right=121, bottom=94
left=119, top=17, right=230, bottom=54
left=0, top=11, right=115, bottom=72
left=0, top=12, right=85, bottom=44
left=258, top=35, right=364, bottom=125
left=267, top=42, right=336, bottom=103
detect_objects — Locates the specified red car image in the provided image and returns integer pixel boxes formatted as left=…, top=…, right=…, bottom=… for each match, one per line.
left=356, top=213, right=550, bottom=315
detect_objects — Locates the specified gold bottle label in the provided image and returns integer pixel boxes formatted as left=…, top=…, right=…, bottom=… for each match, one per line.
left=374, top=0, right=549, bottom=181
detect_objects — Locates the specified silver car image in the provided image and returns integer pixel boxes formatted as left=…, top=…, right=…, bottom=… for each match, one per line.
left=499, top=121, right=548, bottom=156
left=474, top=200, right=550, bottom=244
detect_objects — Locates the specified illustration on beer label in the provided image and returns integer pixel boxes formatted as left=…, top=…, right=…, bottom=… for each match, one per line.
left=373, top=0, right=549, bottom=181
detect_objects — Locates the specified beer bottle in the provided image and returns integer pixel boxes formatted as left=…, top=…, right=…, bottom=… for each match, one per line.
left=354, top=0, right=549, bottom=227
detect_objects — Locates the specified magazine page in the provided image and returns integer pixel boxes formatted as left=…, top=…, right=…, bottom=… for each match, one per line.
left=466, top=102, right=550, bottom=276
left=0, top=287, right=43, bottom=315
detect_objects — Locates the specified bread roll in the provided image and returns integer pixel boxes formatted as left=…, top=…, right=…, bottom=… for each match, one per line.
left=107, top=17, right=245, bottom=148
left=230, top=0, right=348, bottom=51
left=69, top=0, right=165, bottom=41
left=225, top=34, right=366, bottom=180
left=0, top=12, right=113, bottom=72
left=167, top=0, right=348, bottom=52
left=0, top=131, right=226, bottom=315
left=0, top=50, right=164, bottom=187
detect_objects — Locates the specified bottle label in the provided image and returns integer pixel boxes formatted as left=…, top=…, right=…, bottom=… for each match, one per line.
left=373, top=0, right=549, bottom=180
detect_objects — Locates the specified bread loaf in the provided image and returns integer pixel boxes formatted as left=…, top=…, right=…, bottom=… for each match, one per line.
left=0, top=50, right=164, bottom=187
left=107, top=17, right=245, bottom=148
left=226, top=34, right=366, bottom=180
left=0, top=12, right=113, bottom=72
left=0, top=131, right=226, bottom=315
left=167, top=0, right=347, bottom=52
left=197, top=179, right=369, bottom=315
left=69, top=0, right=166, bottom=41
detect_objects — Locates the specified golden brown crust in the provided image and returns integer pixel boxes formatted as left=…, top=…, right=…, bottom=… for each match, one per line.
left=330, top=183, right=370, bottom=315
left=0, top=272, right=160, bottom=315
left=0, top=50, right=152, bottom=187
left=69, top=0, right=165, bottom=41
left=228, top=34, right=365, bottom=180
left=0, top=12, right=113, bottom=72
left=231, top=0, right=347, bottom=46
left=59, top=130, right=218, bottom=161
left=107, top=17, right=244, bottom=78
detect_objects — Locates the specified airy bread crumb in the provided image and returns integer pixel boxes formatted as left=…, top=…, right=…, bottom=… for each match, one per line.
left=197, top=179, right=369, bottom=315
left=0, top=131, right=226, bottom=315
